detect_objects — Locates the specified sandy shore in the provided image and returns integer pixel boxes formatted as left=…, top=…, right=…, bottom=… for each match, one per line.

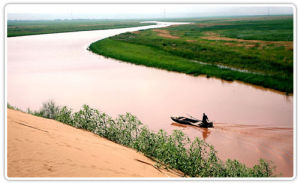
left=7, top=109, right=181, bottom=177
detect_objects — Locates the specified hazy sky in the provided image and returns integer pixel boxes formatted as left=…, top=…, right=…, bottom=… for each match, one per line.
left=6, top=4, right=293, bottom=20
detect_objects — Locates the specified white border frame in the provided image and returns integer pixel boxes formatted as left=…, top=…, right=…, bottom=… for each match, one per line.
left=3, top=2, right=297, bottom=181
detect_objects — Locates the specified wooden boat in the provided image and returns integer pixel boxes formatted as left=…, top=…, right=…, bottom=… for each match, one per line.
left=171, top=116, right=199, bottom=125
left=171, top=116, right=214, bottom=128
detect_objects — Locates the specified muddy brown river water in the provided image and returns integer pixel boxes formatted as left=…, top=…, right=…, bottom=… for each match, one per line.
left=7, top=22, right=294, bottom=177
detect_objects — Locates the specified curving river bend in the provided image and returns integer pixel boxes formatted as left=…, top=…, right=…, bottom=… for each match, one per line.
left=7, top=22, right=293, bottom=177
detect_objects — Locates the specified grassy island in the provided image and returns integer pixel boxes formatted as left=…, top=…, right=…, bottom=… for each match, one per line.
left=89, top=16, right=293, bottom=93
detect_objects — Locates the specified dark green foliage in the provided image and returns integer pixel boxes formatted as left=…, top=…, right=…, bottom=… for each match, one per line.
left=7, top=19, right=154, bottom=37
left=55, top=106, right=74, bottom=126
left=73, top=104, right=99, bottom=131
left=219, top=19, right=293, bottom=41
left=30, top=100, right=274, bottom=177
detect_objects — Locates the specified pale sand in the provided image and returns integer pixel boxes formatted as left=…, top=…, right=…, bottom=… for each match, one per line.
left=7, top=109, right=182, bottom=177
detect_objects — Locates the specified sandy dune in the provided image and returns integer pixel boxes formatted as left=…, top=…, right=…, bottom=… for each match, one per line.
left=7, top=109, right=181, bottom=177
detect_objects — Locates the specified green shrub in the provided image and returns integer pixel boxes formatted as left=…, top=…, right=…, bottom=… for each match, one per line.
left=7, top=103, right=15, bottom=110
left=34, top=100, right=60, bottom=119
left=7, top=103, right=23, bottom=112
left=73, top=104, right=99, bottom=131
left=55, top=106, right=74, bottom=126
left=31, top=100, right=274, bottom=177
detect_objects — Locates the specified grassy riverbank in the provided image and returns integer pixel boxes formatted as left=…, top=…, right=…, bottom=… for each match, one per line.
left=8, top=101, right=274, bottom=177
left=7, top=19, right=154, bottom=37
left=89, top=16, right=293, bottom=93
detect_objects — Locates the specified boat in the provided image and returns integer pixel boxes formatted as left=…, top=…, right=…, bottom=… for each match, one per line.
left=171, top=116, right=214, bottom=128
left=171, top=116, right=199, bottom=125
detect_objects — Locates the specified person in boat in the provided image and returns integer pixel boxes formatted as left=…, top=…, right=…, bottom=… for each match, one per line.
left=202, top=113, right=209, bottom=125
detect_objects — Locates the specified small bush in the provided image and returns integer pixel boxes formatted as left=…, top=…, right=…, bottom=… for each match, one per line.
left=73, top=104, right=99, bottom=131
left=7, top=103, right=23, bottom=112
left=55, top=106, right=74, bottom=126
left=7, top=103, right=16, bottom=110
left=34, top=100, right=60, bottom=119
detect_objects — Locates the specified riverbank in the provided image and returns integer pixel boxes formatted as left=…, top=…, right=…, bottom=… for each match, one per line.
left=7, top=109, right=182, bottom=177
left=7, top=102, right=274, bottom=177
left=7, top=19, right=154, bottom=37
left=89, top=16, right=293, bottom=93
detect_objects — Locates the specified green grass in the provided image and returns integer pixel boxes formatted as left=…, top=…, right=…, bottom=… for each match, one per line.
left=168, top=18, right=293, bottom=41
left=89, top=16, right=293, bottom=93
left=8, top=101, right=275, bottom=177
left=7, top=19, right=154, bottom=37
left=89, top=37, right=292, bottom=93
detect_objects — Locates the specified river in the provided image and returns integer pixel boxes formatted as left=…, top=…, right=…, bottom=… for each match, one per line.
left=7, top=22, right=293, bottom=177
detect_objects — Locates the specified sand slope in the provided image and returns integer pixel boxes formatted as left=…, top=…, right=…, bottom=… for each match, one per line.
left=7, top=109, right=181, bottom=177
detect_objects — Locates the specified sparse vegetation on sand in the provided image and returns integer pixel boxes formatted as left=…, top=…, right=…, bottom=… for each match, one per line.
left=89, top=16, right=293, bottom=93
left=8, top=101, right=275, bottom=177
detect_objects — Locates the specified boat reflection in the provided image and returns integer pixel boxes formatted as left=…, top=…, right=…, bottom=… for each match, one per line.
left=201, top=128, right=211, bottom=141
left=171, top=122, right=187, bottom=128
